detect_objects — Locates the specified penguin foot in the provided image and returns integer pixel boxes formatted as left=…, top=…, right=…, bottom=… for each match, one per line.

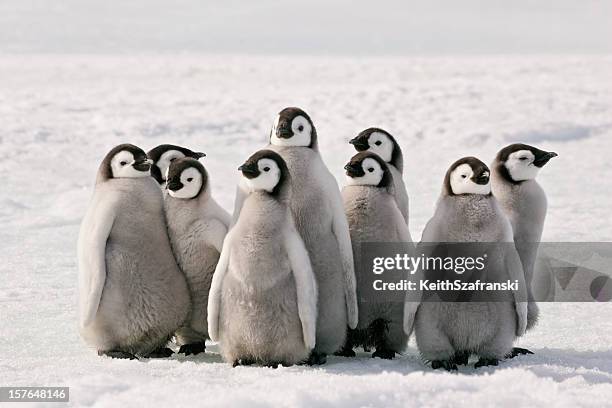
left=372, top=348, right=395, bottom=360
left=98, top=350, right=137, bottom=360
left=474, top=358, right=499, bottom=368
left=146, top=347, right=174, bottom=358
left=453, top=351, right=470, bottom=366
left=306, top=351, right=327, bottom=365
left=506, top=347, right=534, bottom=359
left=232, top=358, right=255, bottom=367
left=334, top=346, right=356, bottom=358
left=178, top=342, right=206, bottom=356
left=363, top=346, right=372, bottom=352
left=431, top=360, right=458, bottom=371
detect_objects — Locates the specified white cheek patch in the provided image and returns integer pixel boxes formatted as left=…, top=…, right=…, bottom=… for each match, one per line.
left=450, top=163, right=490, bottom=195
left=346, top=158, right=384, bottom=186
left=168, top=167, right=203, bottom=199
left=158, top=150, right=186, bottom=181
left=366, top=132, right=393, bottom=163
left=505, top=150, right=540, bottom=181
left=111, top=151, right=150, bottom=179
left=244, top=158, right=281, bottom=193
left=270, top=115, right=312, bottom=147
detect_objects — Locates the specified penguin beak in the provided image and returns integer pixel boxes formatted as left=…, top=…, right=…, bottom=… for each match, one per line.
left=344, top=162, right=365, bottom=178
left=166, top=179, right=183, bottom=191
left=473, top=172, right=490, bottom=185
left=532, top=151, right=558, bottom=167
left=132, top=158, right=152, bottom=172
left=349, top=137, right=369, bottom=151
left=276, top=123, right=293, bottom=139
left=192, top=152, right=206, bottom=159
left=239, top=162, right=260, bottom=179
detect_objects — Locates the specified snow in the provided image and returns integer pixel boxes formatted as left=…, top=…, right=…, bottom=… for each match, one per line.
left=1, top=54, right=611, bottom=407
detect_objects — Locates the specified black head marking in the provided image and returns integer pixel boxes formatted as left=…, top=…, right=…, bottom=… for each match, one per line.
left=239, top=149, right=289, bottom=197
left=147, top=144, right=206, bottom=184
left=495, top=143, right=558, bottom=184
left=344, top=151, right=393, bottom=190
left=349, top=128, right=403, bottom=172
left=271, top=107, right=318, bottom=150
left=98, top=143, right=148, bottom=183
left=166, top=157, right=208, bottom=198
left=443, top=156, right=491, bottom=196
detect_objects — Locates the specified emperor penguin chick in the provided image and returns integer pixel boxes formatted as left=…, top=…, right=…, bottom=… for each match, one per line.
left=350, top=128, right=410, bottom=225
left=340, top=152, right=414, bottom=359
left=208, top=150, right=317, bottom=367
left=491, top=143, right=557, bottom=343
left=404, top=157, right=528, bottom=370
left=147, top=144, right=206, bottom=185
left=164, top=158, right=230, bottom=356
left=78, top=144, right=190, bottom=359
left=233, top=107, right=357, bottom=365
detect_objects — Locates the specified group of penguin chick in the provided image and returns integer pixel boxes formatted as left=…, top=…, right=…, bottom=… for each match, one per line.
left=78, top=107, right=557, bottom=370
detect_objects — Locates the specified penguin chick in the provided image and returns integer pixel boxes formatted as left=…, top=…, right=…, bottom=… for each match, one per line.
left=349, top=128, right=410, bottom=225
left=232, top=107, right=357, bottom=365
left=208, top=150, right=317, bottom=367
left=404, top=157, right=528, bottom=370
left=147, top=144, right=206, bottom=185
left=339, top=151, right=414, bottom=359
left=164, top=157, right=230, bottom=356
left=492, top=143, right=557, bottom=355
left=78, top=144, right=190, bottom=359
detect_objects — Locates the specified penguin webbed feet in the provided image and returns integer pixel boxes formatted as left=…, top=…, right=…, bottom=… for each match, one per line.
left=98, top=350, right=138, bottom=360
left=145, top=347, right=174, bottom=358
left=430, top=359, right=458, bottom=371
left=474, top=357, right=499, bottom=368
left=178, top=341, right=206, bottom=356
left=232, top=358, right=256, bottom=367
left=334, top=346, right=356, bottom=358
left=306, top=351, right=327, bottom=365
left=372, top=348, right=396, bottom=360
left=452, top=351, right=470, bottom=366
left=506, top=347, right=534, bottom=359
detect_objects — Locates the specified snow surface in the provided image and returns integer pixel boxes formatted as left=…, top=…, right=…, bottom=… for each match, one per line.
left=1, top=55, right=611, bottom=407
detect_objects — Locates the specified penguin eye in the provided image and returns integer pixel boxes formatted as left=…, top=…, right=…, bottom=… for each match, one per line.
left=519, top=157, right=528, bottom=161
left=187, top=177, right=193, bottom=182
left=374, top=141, right=382, bottom=146
left=263, top=167, right=270, bottom=172
left=120, top=161, right=127, bottom=166
left=368, top=168, right=374, bottom=173
left=170, top=158, right=177, bottom=162
left=461, top=174, right=467, bottom=179
left=297, top=125, right=304, bottom=132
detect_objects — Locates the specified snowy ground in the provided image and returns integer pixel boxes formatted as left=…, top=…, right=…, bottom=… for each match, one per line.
left=1, top=55, right=611, bottom=407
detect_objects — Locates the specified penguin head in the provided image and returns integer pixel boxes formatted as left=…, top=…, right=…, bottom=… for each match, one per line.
left=270, top=107, right=317, bottom=149
left=344, top=152, right=393, bottom=189
left=445, top=157, right=491, bottom=196
left=496, top=143, right=557, bottom=183
left=99, top=144, right=152, bottom=182
left=349, top=128, right=402, bottom=171
left=166, top=158, right=208, bottom=199
left=239, top=150, right=289, bottom=196
left=146, top=144, right=206, bottom=184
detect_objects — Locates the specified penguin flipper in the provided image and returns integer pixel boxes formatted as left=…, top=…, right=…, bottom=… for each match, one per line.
left=230, top=180, right=249, bottom=227
left=330, top=187, right=358, bottom=329
left=506, top=244, right=528, bottom=336
left=77, top=192, right=117, bottom=328
left=207, top=230, right=233, bottom=341
left=285, top=220, right=317, bottom=350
